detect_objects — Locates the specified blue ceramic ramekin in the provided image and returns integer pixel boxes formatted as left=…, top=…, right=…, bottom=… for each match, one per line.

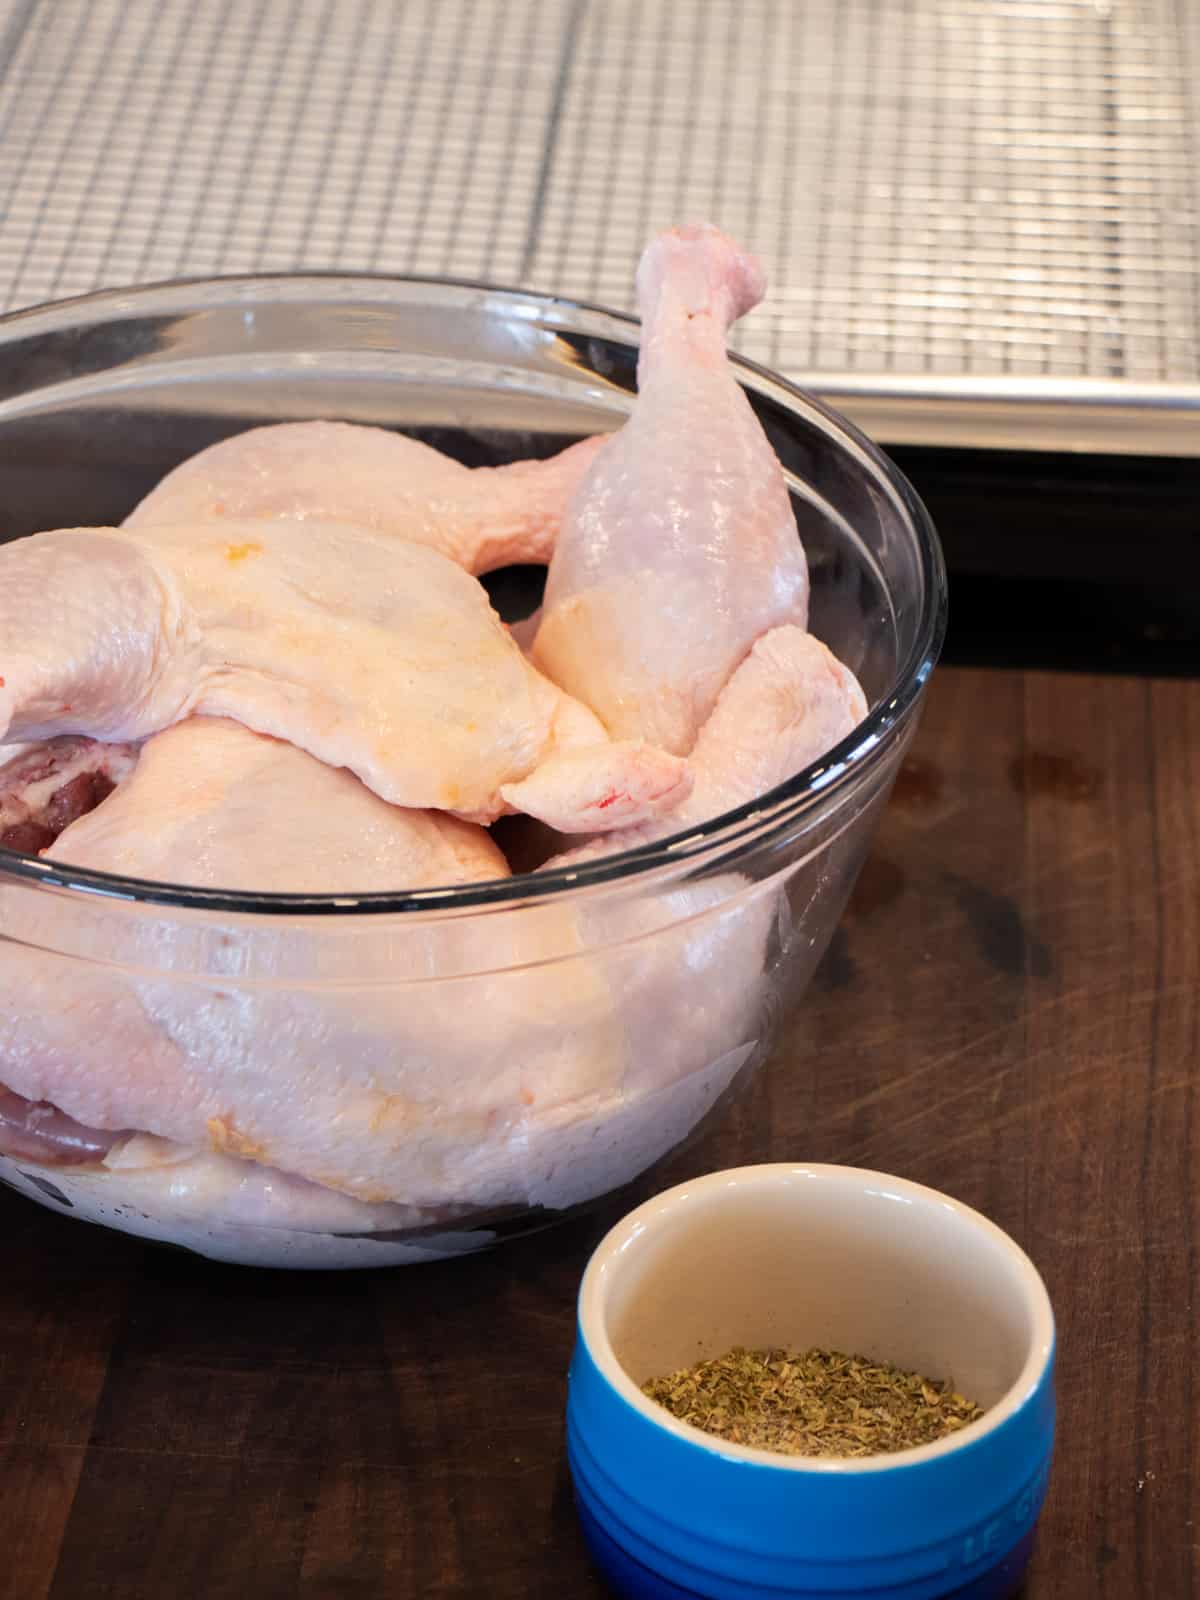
left=567, top=1164, right=1055, bottom=1600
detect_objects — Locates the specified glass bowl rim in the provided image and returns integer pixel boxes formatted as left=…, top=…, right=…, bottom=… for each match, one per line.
left=0, top=271, right=948, bottom=918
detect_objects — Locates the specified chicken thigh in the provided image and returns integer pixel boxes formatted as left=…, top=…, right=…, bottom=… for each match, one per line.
left=546, top=626, right=867, bottom=869
left=651, top=626, right=866, bottom=830
left=126, top=422, right=603, bottom=576
left=0, top=713, right=547, bottom=1209
left=0, top=520, right=688, bottom=830
left=532, top=223, right=809, bottom=754
left=45, top=716, right=509, bottom=893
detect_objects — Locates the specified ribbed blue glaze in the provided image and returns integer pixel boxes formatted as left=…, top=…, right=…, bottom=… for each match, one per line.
left=575, top=1495, right=1038, bottom=1600
left=566, top=1329, right=1054, bottom=1600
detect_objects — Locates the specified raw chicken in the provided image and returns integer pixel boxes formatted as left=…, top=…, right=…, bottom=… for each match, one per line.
left=44, top=716, right=509, bottom=893
left=0, top=626, right=862, bottom=1207
left=545, top=626, right=867, bottom=868
left=0, top=712, right=511, bottom=1173
left=0, top=520, right=688, bottom=831
left=0, top=715, right=541, bottom=1204
left=684, top=628, right=866, bottom=819
left=0, top=1086, right=462, bottom=1245
left=0, top=642, right=854, bottom=1226
left=543, top=629, right=866, bottom=1069
left=0, top=713, right=762, bottom=1217
left=0, top=871, right=763, bottom=1213
left=126, top=422, right=604, bottom=576
left=533, top=223, right=809, bottom=754
left=496, top=628, right=869, bottom=1213
left=0, top=736, right=138, bottom=853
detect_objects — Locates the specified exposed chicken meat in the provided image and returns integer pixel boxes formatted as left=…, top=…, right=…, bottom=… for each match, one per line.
left=126, top=422, right=604, bottom=577
left=0, top=1085, right=128, bottom=1166
left=45, top=716, right=509, bottom=892
left=0, top=736, right=139, bottom=853
left=533, top=223, right=809, bottom=754
left=0, top=520, right=688, bottom=830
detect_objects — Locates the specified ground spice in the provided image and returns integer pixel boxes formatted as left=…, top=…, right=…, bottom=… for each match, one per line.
left=642, top=1345, right=986, bottom=1458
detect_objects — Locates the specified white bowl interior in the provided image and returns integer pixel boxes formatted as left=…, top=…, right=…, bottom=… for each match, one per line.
left=597, top=1166, right=1050, bottom=1412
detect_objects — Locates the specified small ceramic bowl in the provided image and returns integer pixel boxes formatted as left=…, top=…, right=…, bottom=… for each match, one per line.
left=567, top=1164, right=1055, bottom=1600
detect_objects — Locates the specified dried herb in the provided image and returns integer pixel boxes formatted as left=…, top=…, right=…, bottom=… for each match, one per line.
left=642, top=1345, right=986, bottom=1458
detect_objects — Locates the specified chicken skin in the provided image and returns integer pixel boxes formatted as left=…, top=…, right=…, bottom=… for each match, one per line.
left=0, top=519, right=688, bottom=831
left=126, top=421, right=603, bottom=576
left=547, top=626, right=867, bottom=869
left=533, top=223, right=809, bottom=754
left=44, top=716, right=509, bottom=893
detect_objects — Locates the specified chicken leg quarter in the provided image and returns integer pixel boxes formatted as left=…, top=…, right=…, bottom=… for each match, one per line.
left=0, top=520, right=688, bottom=831
left=532, top=223, right=810, bottom=755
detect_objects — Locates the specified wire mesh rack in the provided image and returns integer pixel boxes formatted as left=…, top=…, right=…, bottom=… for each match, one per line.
left=0, top=0, right=1196, bottom=451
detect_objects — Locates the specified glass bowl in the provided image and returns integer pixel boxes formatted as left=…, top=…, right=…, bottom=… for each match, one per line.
left=0, top=275, right=946, bottom=1268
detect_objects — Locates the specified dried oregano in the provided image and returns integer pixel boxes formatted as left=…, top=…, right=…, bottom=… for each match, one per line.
left=642, top=1346, right=986, bottom=1458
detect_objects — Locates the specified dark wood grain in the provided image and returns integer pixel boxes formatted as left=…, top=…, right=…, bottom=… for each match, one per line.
left=2, top=664, right=1197, bottom=1599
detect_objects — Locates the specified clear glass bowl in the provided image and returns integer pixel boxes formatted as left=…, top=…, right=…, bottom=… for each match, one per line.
left=0, top=276, right=946, bottom=1268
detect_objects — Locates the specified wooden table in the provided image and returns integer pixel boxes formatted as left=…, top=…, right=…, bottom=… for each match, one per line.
left=3, top=664, right=1197, bottom=1599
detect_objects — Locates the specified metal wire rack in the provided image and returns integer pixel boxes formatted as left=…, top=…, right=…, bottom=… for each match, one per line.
left=0, top=0, right=1196, bottom=451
